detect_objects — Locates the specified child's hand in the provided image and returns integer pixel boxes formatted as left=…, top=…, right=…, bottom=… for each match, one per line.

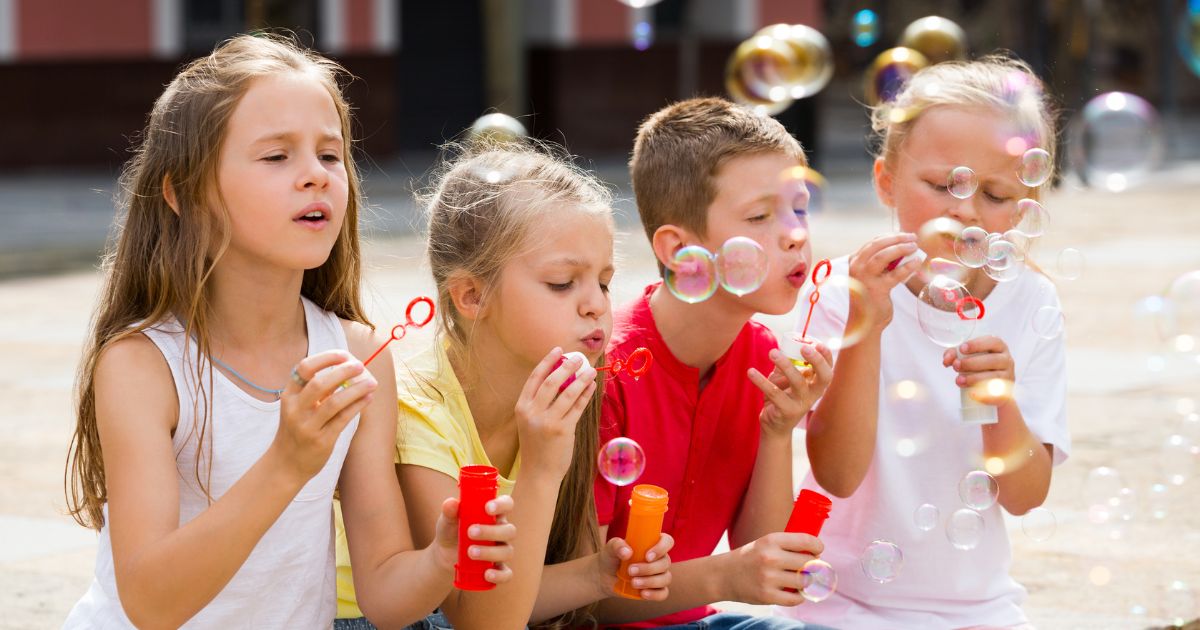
left=748, top=344, right=834, bottom=438
left=432, top=496, right=517, bottom=585
left=943, top=336, right=1015, bottom=405
left=276, top=350, right=378, bottom=482
left=595, top=534, right=674, bottom=601
left=723, top=532, right=824, bottom=606
left=514, top=348, right=597, bottom=479
left=848, top=232, right=921, bottom=330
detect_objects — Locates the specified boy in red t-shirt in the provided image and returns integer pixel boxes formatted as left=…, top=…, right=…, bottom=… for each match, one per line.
left=591, top=97, right=874, bottom=629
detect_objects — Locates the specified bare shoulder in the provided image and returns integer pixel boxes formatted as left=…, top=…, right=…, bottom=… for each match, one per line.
left=94, top=332, right=178, bottom=432
left=340, top=319, right=397, bottom=384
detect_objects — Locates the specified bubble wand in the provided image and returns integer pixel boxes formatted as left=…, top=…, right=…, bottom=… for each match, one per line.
left=363, top=296, right=435, bottom=366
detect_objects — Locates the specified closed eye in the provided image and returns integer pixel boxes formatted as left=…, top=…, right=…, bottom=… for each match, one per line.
left=748, top=214, right=770, bottom=224
left=547, top=281, right=573, bottom=291
left=262, top=154, right=286, bottom=162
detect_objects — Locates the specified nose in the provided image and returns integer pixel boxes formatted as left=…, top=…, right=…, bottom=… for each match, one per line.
left=297, top=153, right=329, bottom=191
left=781, top=211, right=809, bottom=251
left=579, top=281, right=609, bottom=320
left=946, top=195, right=979, bottom=226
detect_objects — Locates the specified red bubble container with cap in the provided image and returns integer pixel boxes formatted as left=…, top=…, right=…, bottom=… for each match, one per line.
left=455, top=465, right=499, bottom=591
left=615, top=484, right=669, bottom=599
left=785, top=489, right=832, bottom=536
left=783, top=489, right=831, bottom=594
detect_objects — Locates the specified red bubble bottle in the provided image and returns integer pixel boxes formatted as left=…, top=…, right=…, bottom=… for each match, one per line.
left=785, top=488, right=832, bottom=536
left=615, top=484, right=669, bottom=599
left=455, top=465, right=499, bottom=591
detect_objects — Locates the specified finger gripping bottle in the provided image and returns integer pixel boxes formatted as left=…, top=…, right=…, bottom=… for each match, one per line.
left=785, top=489, right=832, bottom=536
left=615, top=484, right=670, bottom=599
left=783, top=489, right=832, bottom=593
left=455, top=465, right=499, bottom=591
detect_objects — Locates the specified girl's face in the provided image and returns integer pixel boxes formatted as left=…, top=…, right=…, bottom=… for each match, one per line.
left=215, top=72, right=349, bottom=271
left=876, top=106, right=1030, bottom=259
left=482, top=209, right=615, bottom=369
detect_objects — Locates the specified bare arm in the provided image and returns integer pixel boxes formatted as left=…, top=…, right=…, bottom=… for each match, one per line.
left=100, top=336, right=370, bottom=629
left=807, top=234, right=919, bottom=498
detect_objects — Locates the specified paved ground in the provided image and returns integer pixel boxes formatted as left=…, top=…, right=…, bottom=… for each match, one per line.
left=2, top=154, right=1199, bottom=629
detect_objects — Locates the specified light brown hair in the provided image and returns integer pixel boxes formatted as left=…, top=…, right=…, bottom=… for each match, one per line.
left=871, top=53, right=1060, bottom=195
left=421, top=139, right=612, bottom=629
left=65, top=33, right=369, bottom=530
left=629, top=96, right=806, bottom=264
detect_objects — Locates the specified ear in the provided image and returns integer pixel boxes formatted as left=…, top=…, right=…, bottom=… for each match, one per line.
left=873, top=157, right=895, bottom=209
left=650, top=224, right=693, bottom=273
left=162, top=174, right=180, bottom=216
left=447, top=272, right=487, bottom=322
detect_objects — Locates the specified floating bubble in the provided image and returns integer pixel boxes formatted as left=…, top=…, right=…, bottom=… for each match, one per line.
left=947, top=166, right=978, bottom=199
left=1014, top=199, right=1048, bottom=237
left=958, top=470, right=999, bottom=510
left=1032, top=305, right=1065, bottom=339
left=852, top=9, right=880, bottom=47
left=916, top=274, right=982, bottom=348
left=1084, top=466, right=1124, bottom=524
left=918, top=257, right=970, bottom=285
left=778, top=166, right=824, bottom=216
left=597, top=437, right=646, bottom=486
left=799, top=558, right=838, bottom=603
left=917, top=217, right=966, bottom=260
left=894, top=438, right=921, bottom=458
left=754, top=24, right=834, bottom=99
left=1162, top=433, right=1194, bottom=486
left=864, top=47, right=930, bottom=105
left=1018, top=148, right=1053, bottom=187
left=1164, top=270, right=1200, bottom=353
left=716, top=237, right=769, bottom=296
left=954, top=226, right=990, bottom=268
left=1069, top=92, right=1165, bottom=192
left=664, top=246, right=718, bottom=303
left=725, top=35, right=798, bottom=106
left=914, top=503, right=940, bottom=531
left=468, top=113, right=528, bottom=143
left=1001, top=229, right=1032, bottom=261
left=616, top=0, right=664, bottom=7
left=1021, top=507, right=1056, bottom=541
left=632, top=20, right=653, bottom=51
left=900, top=16, right=968, bottom=65
left=946, top=508, right=985, bottom=550
left=1055, top=247, right=1084, bottom=280
left=860, top=540, right=904, bottom=583
left=983, top=241, right=1024, bottom=283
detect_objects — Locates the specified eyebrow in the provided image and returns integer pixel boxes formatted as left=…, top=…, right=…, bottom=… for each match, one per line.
left=251, top=131, right=343, bottom=145
left=545, top=257, right=614, bottom=272
left=738, top=193, right=778, bottom=211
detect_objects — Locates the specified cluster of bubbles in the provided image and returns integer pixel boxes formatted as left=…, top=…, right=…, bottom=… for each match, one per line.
left=597, top=437, right=646, bottom=486
left=725, top=24, right=834, bottom=115
left=664, top=236, right=771, bottom=303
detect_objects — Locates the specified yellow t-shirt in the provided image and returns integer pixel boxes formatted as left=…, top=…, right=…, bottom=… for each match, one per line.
left=333, top=343, right=519, bottom=619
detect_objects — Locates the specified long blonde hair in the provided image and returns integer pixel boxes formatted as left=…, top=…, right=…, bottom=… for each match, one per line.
left=421, top=140, right=612, bottom=628
left=871, top=53, right=1060, bottom=193
left=65, top=33, right=370, bottom=530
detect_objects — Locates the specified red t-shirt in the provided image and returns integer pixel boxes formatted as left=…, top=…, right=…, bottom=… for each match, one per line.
left=595, top=283, right=779, bottom=627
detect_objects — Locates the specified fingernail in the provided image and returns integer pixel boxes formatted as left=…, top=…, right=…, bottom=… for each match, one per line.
left=469, top=525, right=480, bottom=538
left=960, top=343, right=969, bottom=352
left=956, top=375, right=966, bottom=385
left=628, top=566, right=639, bottom=575
left=469, top=547, right=480, bottom=559
left=632, top=579, right=643, bottom=587
left=646, top=552, right=656, bottom=561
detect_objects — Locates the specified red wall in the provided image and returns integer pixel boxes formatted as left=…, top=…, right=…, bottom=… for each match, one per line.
left=18, top=0, right=153, bottom=60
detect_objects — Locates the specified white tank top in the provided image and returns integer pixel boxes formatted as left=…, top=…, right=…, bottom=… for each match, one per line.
left=64, top=297, right=359, bottom=629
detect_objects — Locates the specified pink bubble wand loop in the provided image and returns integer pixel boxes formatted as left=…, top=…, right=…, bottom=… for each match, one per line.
left=364, top=296, right=436, bottom=367
left=799, top=259, right=833, bottom=341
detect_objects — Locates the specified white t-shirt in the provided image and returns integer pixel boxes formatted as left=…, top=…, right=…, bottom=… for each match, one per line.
left=777, top=256, right=1070, bottom=629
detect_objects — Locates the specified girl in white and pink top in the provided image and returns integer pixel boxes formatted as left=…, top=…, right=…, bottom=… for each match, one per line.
left=778, top=55, right=1069, bottom=629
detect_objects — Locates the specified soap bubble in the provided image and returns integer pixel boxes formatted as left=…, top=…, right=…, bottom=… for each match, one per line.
left=916, top=275, right=983, bottom=348
left=597, top=437, right=646, bottom=486
left=754, top=23, right=834, bottom=99
left=799, top=558, right=838, bottom=603
left=852, top=9, right=880, bottom=47
left=665, top=246, right=718, bottom=303
left=1068, top=91, right=1165, bottom=192
left=899, top=16, right=968, bottom=64
left=958, top=470, right=999, bottom=510
left=1021, top=507, right=1056, bottom=541
left=864, top=47, right=929, bottom=105
left=468, top=113, right=528, bottom=143
left=914, top=503, right=940, bottom=531
left=1032, top=305, right=1065, bottom=340
left=946, top=508, right=985, bottom=550
left=860, top=540, right=904, bottom=583
left=954, top=226, right=990, bottom=268
left=1014, top=199, right=1048, bottom=237
left=947, top=166, right=978, bottom=199
left=717, top=237, right=769, bottom=296
left=1018, top=147, right=1053, bottom=187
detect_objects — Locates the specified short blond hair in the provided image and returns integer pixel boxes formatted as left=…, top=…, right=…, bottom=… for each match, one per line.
left=630, top=97, right=805, bottom=250
left=871, top=54, right=1059, bottom=188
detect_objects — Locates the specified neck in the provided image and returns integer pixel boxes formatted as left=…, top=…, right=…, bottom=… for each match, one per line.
left=204, top=256, right=308, bottom=357
left=649, top=284, right=750, bottom=376
left=904, top=268, right=998, bottom=301
left=449, top=336, right=526, bottom=438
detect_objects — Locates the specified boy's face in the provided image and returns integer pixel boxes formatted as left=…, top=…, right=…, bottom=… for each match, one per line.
left=695, top=151, right=812, bottom=316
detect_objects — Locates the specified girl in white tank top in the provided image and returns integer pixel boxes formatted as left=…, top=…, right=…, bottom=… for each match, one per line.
left=63, top=35, right=515, bottom=629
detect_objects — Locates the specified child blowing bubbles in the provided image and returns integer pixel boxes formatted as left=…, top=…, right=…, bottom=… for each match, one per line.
left=63, top=34, right=514, bottom=629
left=332, top=141, right=675, bottom=630
left=778, top=55, right=1069, bottom=629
